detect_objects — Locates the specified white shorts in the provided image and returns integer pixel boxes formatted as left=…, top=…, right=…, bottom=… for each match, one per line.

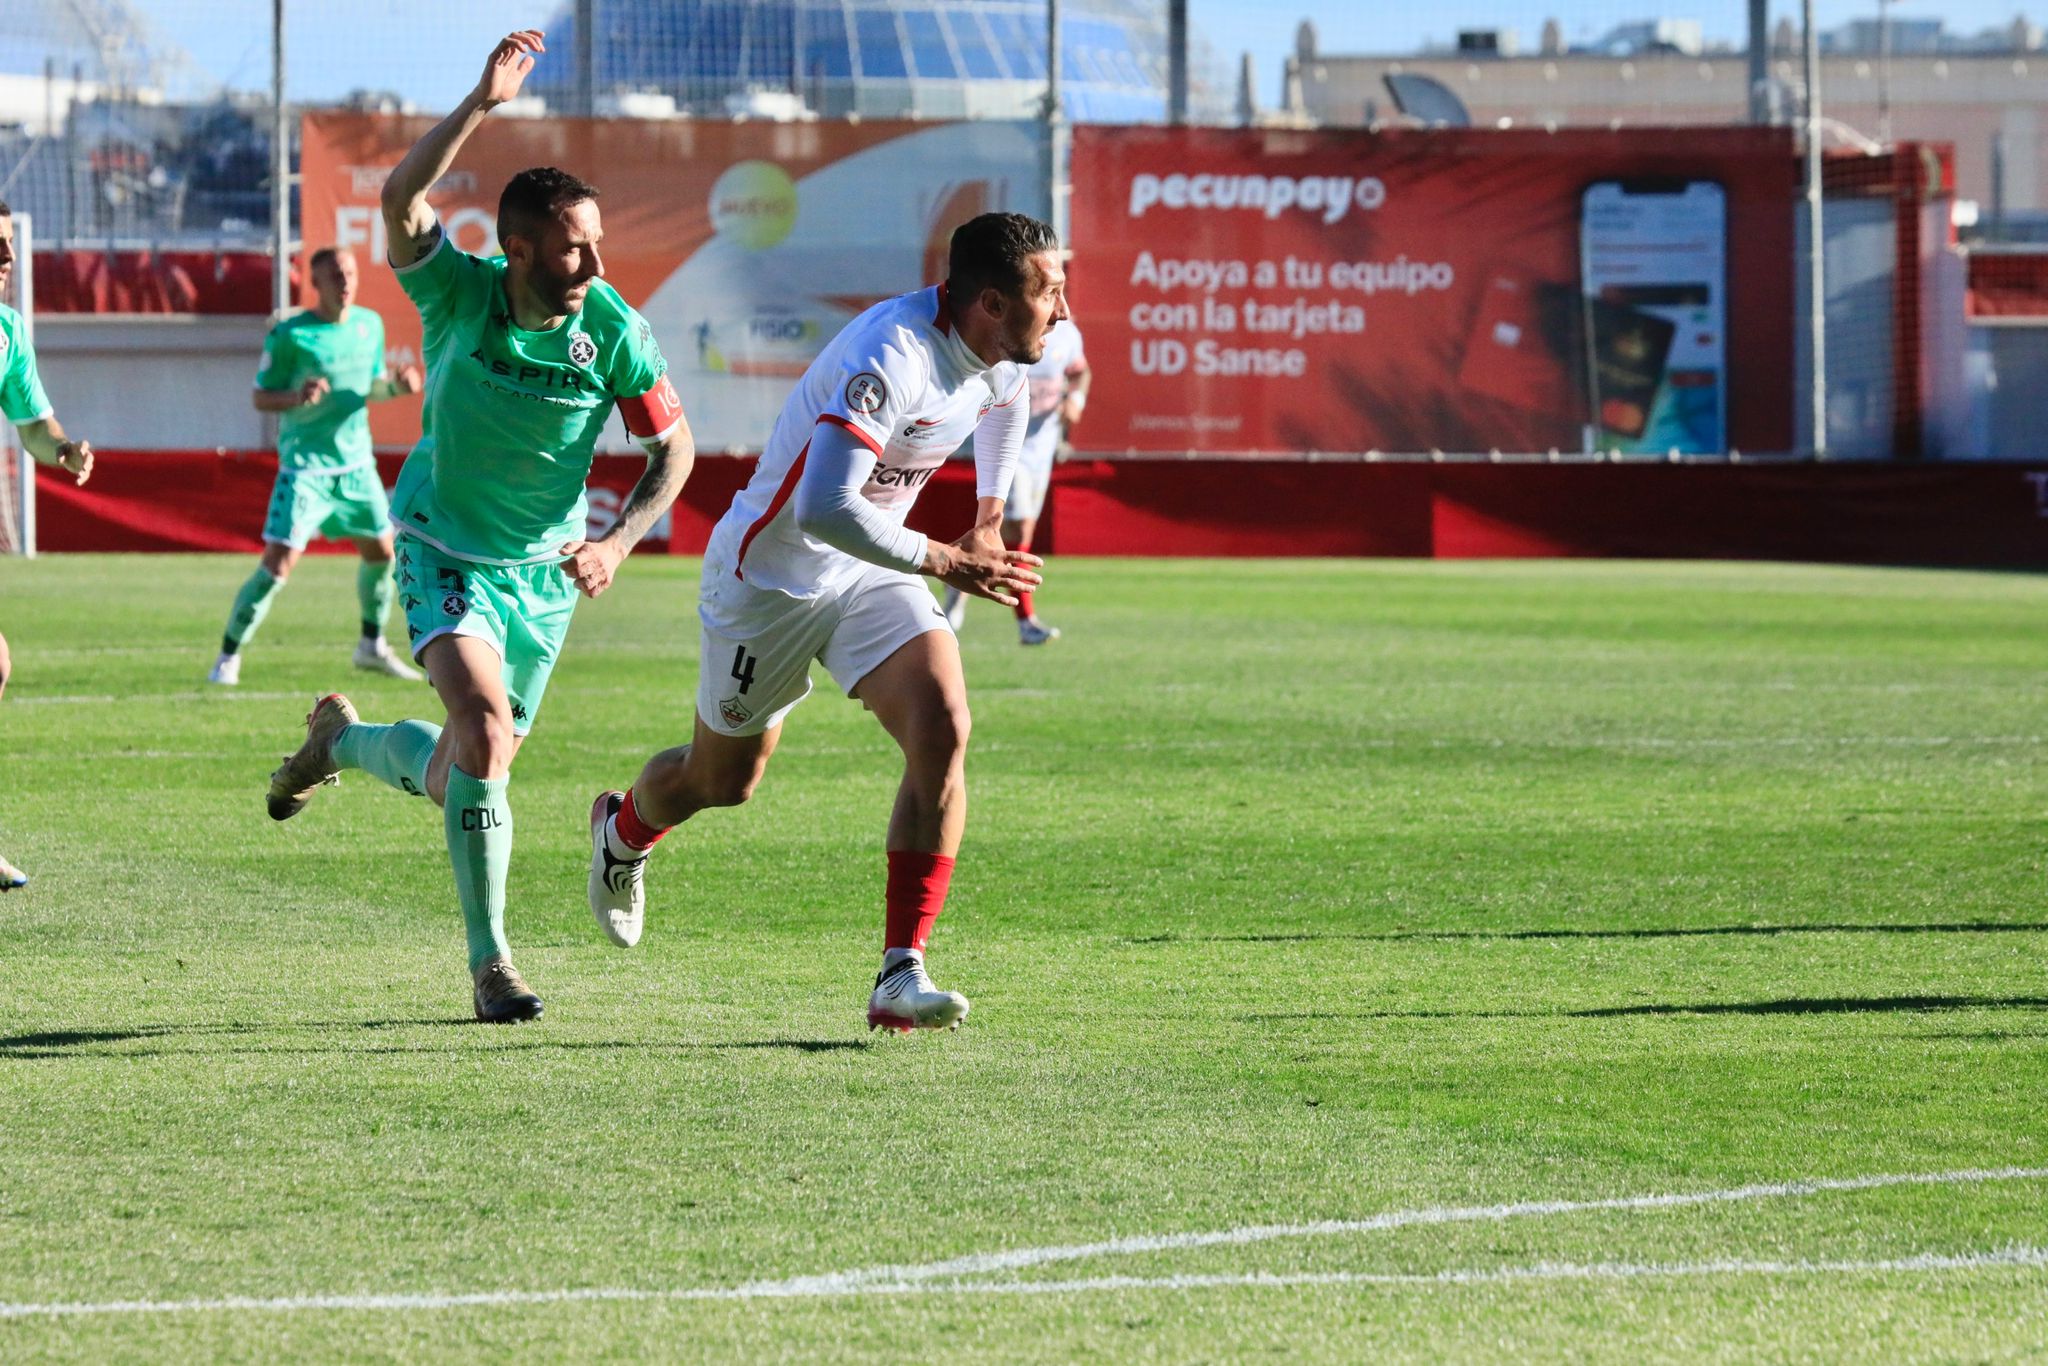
left=1004, top=438, right=1058, bottom=523
left=696, top=557, right=952, bottom=737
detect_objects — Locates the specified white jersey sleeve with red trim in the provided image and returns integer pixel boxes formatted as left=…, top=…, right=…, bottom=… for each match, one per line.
left=972, top=365, right=1028, bottom=502
left=813, top=327, right=931, bottom=454
left=792, top=418, right=929, bottom=572
left=1063, top=322, right=1088, bottom=376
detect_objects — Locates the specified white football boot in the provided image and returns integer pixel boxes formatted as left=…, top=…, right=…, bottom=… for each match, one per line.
left=207, top=652, right=242, bottom=686
left=867, top=951, right=970, bottom=1033
left=1018, top=618, right=1061, bottom=646
left=354, top=637, right=423, bottom=681
left=941, top=586, right=967, bottom=632
left=0, top=854, right=27, bottom=891
left=587, top=791, right=647, bottom=948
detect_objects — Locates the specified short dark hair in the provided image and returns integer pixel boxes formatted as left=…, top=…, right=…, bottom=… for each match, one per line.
left=0, top=197, right=11, bottom=218
left=498, top=166, right=599, bottom=246
left=307, top=245, right=345, bottom=275
left=947, top=212, right=1059, bottom=301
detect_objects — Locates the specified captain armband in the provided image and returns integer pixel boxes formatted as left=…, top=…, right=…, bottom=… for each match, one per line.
left=618, top=374, right=684, bottom=446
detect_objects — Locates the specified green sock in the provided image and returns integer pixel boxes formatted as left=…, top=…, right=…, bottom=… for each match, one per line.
left=357, top=559, right=395, bottom=639
left=332, top=719, right=440, bottom=798
left=223, top=567, right=283, bottom=653
left=443, top=765, right=513, bottom=973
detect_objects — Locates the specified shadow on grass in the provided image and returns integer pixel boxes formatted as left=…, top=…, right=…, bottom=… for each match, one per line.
left=0, top=1021, right=873, bottom=1059
left=1249, top=994, right=2048, bottom=1022
left=1133, top=922, right=2048, bottom=946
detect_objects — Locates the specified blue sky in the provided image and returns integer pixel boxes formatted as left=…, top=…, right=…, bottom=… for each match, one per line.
left=141, top=0, right=2027, bottom=112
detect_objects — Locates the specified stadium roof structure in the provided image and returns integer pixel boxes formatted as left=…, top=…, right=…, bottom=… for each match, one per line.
left=0, top=1, right=210, bottom=97
left=532, top=0, right=1226, bottom=123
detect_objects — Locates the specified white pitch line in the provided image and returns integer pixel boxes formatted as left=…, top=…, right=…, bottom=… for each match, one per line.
left=890, top=1245, right=2048, bottom=1297
left=2, top=1166, right=2043, bottom=1321
left=742, top=1164, right=2048, bottom=1296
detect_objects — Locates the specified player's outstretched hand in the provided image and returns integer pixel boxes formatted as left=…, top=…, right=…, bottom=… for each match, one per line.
left=298, top=376, right=332, bottom=407
left=558, top=538, right=625, bottom=599
left=476, top=31, right=544, bottom=109
left=931, top=527, right=1041, bottom=607
left=394, top=363, right=424, bottom=396
left=55, top=440, right=92, bottom=486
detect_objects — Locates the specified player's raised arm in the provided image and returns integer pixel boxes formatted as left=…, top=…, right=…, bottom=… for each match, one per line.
left=380, top=31, right=544, bottom=269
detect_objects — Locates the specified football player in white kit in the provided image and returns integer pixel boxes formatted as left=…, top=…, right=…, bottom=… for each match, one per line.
left=587, top=213, right=1063, bottom=1031
left=943, top=318, right=1088, bottom=644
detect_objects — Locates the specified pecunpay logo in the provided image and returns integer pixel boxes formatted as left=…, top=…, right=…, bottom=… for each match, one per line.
left=1128, top=172, right=1386, bottom=226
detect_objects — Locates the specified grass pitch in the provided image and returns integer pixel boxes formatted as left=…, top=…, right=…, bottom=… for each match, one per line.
left=0, top=553, right=2044, bottom=1360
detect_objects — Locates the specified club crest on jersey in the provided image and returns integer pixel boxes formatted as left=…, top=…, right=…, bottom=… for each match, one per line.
left=568, top=334, right=597, bottom=366
left=718, top=694, right=753, bottom=728
left=440, top=591, right=470, bottom=618
left=845, top=372, right=887, bottom=415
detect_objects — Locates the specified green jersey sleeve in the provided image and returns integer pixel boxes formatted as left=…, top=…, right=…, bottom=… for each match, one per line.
left=0, top=305, right=53, bottom=426
left=254, top=319, right=296, bottom=392
left=394, top=224, right=493, bottom=331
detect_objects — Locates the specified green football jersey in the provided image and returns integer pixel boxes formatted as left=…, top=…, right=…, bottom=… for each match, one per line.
left=0, top=301, right=52, bottom=428
left=390, top=227, right=670, bottom=566
left=255, top=306, right=388, bottom=473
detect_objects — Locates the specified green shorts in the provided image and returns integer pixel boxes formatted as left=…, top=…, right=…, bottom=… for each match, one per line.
left=394, top=535, right=577, bottom=737
left=262, top=464, right=392, bottom=549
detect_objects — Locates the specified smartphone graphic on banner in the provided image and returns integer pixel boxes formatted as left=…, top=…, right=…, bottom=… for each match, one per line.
left=1579, top=180, right=1727, bottom=454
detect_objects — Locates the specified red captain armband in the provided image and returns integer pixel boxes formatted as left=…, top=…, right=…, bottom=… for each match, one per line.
left=618, top=374, right=683, bottom=440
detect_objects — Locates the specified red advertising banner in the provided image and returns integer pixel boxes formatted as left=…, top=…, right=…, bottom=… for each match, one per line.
left=34, top=454, right=2048, bottom=568
left=300, top=113, right=1044, bottom=452
left=1070, top=126, right=1798, bottom=455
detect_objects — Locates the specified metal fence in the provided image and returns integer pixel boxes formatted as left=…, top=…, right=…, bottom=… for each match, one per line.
left=8, top=1, right=2039, bottom=249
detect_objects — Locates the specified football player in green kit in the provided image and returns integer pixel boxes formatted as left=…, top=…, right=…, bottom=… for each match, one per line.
left=1, top=196, right=94, bottom=893
left=209, top=246, right=426, bottom=686
left=264, top=30, right=695, bottom=1022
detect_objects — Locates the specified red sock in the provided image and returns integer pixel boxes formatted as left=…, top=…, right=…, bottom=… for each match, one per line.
left=1012, top=534, right=1036, bottom=621
left=614, top=787, right=670, bottom=851
left=885, top=849, right=956, bottom=952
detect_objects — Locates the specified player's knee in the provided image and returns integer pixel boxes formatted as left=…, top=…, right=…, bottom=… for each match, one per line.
left=452, top=709, right=517, bottom=775
left=903, top=695, right=971, bottom=776
left=929, top=695, right=972, bottom=759
left=260, top=544, right=298, bottom=580
left=697, top=764, right=762, bottom=809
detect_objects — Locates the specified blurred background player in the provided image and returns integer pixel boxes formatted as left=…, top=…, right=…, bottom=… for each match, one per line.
left=1, top=197, right=94, bottom=890
left=943, top=317, right=1087, bottom=644
left=209, top=246, right=425, bottom=685
left=264, top=31, right=694, bottom=1023
left=588, top=212, right=1060, bottom=1034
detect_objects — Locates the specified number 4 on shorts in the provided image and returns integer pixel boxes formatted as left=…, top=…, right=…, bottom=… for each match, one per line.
left=730, top=645, right=758, bottom=695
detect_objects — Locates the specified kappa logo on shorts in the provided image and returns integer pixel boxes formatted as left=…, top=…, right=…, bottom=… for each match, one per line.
left=568, top=334, right=597, bottom=366
left=718, top=694, right=753, bottom=728
left=845, top=372, right=888, bottom=415
left=440, top=591, right=470, bottom=618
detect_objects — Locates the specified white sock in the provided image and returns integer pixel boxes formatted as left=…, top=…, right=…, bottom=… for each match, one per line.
left=604, top=813, right=650, bottom=863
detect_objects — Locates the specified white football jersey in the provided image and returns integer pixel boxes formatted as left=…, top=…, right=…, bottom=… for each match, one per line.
left=707, top=285, right=1027, bottom=598
left=1018, top=320, right=1088, bottom=472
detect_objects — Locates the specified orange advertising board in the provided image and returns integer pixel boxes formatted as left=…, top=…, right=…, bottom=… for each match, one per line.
left=300, top=112, right=1045, bottom=451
